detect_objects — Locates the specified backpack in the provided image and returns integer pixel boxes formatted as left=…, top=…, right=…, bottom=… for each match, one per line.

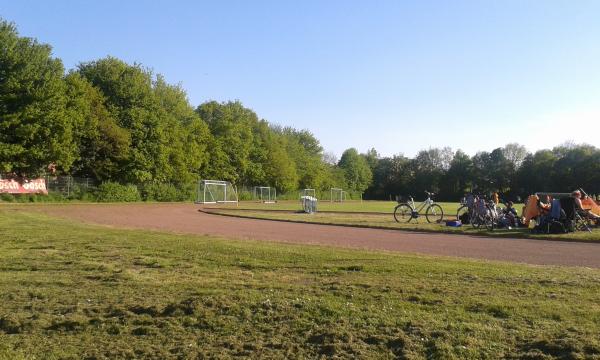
left=459, top=212, right=470, bottom=224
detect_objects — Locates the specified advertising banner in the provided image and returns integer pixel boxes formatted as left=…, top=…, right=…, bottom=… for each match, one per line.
left=0, top=178, right=48, bottom=195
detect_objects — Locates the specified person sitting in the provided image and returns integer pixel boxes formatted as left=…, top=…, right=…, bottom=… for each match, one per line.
left=502, top=201, right=519, bottom=228
left=539, top=195, right=552, bottom=215
left=572, top=190, right=600, bottom=224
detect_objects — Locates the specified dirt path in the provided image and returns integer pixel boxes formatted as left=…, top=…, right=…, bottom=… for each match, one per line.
left=31, top=203, right=600, bottom=268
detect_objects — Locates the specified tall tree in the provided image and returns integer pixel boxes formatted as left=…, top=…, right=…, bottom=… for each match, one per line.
left=442, top=150, right=474, bottom=199
left=64, top=72, right=130, bottom=180
left=78, top=57, right=167, bottom=183
left=196, top=101, right=254, bottom=183
left=0, top=19, right=74, bottom=176
left=502, top=143, right=528, bottom=169
left=277, top=127, right=325, bottom=189
left=338, top=148, right=373, bottom=192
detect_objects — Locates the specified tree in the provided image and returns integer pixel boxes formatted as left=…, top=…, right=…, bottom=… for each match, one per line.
left=153, top=76, right=211, bottom=185
left=442, top=150, right=474, bottom=199
left=0, top=19, right=75, bottom=176
left=64, top=72, right=130, bottom=180
left=502, top=143, right=528, bottom=169
left=276, top=127, right=325, bottom=189
left=196, top=101, right=254, bottom=183
left=322, top=151, right=338, bottom=165
left=515, top=150, right=557, bottom=196
left=338, top=148, right=373, bottom=192
left=409, top=147, right=452, bottom=195
left=362, top=148, right=379, bottom=171
left=78, top=57, right=167, bottom=183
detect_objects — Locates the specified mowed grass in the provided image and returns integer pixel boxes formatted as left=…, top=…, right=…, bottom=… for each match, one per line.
left=1, top=209, right=600, bottom=359
left=207, top=200, right=465, bottom=215
left=210, top=209, right=600, bottom=243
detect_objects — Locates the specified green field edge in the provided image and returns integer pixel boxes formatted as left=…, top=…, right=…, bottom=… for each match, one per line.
left=202, top=208, right=600, bottom=244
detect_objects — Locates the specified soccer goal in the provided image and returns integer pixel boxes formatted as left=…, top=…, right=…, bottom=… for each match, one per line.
left=301, top=188, right=316, bottom=198
left=253, top=186, right=276, bottom=203
left=330, top=188, right=346, bottom=202
left=196, top=180, right=238, bottom=204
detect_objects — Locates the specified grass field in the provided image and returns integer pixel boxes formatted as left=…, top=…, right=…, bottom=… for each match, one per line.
left=1, top=208, right=600, bottom=359
left=208, top=200, right=464, bottom=214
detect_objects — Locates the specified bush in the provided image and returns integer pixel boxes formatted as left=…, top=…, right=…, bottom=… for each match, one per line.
left=237, top=189, right=253, bottom=201
left=0, top=192, right=67, bottom=203
left=0, top=193, right=15, bottom=202
left=140, top=182, right=192, bottom=202
left=95, top=182, right=141, bottom=202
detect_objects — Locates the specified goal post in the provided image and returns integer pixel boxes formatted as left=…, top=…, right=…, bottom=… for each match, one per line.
left=253, top=186, right=276, bottom=203
left=196, top=180, right=238, bottom=204
left=301, top=188, right=316, bottom=199
left=330, top=188, right=346, bottom=202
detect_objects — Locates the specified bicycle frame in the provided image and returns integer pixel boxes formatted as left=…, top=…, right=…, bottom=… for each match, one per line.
left=407, top=195, right=434, bottom=213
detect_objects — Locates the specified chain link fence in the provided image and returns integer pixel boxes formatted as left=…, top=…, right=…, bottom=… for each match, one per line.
left=45, top=176, right=97, bottom=197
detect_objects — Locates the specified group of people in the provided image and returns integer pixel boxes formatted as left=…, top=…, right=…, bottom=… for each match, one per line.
left=535, top=190, right=600, bottom=224
left=571, top=190, right=599, bottom=223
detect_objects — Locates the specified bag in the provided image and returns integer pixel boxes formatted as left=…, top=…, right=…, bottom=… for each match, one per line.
left=548, top=220, right=566, bottom=234
left=446, top=220, right=462, bottom=227
left=459, top=212, right=470, bottom=224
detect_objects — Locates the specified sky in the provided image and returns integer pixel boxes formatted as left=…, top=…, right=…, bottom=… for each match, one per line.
left=2, top=0, right=599, bottom=158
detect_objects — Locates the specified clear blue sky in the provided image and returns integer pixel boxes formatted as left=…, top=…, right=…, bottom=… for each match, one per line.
left=2, top=0, right=599, bottom=158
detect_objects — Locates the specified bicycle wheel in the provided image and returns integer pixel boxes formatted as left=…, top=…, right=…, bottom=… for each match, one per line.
left=394, top=204, right=413, bottom=223
left=483, top=214, right=495, bottom=231
left=426, top=204, right=444, bottom=223
left=471, top=214, right=482, bottom=229
left=456, top=205, right=469, bottom=223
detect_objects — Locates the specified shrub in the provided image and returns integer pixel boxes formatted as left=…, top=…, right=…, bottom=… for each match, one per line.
left=140, top=182, right=193, bottom=202
left=237, top=189, right=253, bottom=201
left=0, top=193, right=15, bottom=202
left=95, top=182, right=141, bottom=202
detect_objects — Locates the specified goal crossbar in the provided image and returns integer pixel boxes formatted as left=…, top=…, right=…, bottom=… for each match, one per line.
left=330, top=188, right=346, bottom=202
left=253, top=186, right=276, bottom=203
left=196, top=179, right=238, bottom=204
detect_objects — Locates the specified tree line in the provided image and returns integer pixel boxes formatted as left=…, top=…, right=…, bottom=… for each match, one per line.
left=363, top=143, right=600, bottom=201
left=0, top=19, right=368, bottom=195
left=1, top=18, right=598, bottom=201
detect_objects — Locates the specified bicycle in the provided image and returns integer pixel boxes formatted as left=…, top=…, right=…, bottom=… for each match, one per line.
left=394, top=191, right=444, bottom=223
left=456, top=194, right=475, bottom=225
left=456, top=194, right=497, bottom=230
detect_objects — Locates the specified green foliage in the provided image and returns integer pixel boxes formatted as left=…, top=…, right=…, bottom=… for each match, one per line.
left=196, top=101, right=254, bottom=183
left=139, top=182, right=193, bottom=202
left=95, top=182, right=141, bottom=202
left=276, top=127, right=326, bottom=189
left=64, top=72, right=131, bottom=180
left=0, top=193, right=14, bottom=202
left=0, top=192, right=67, bottom=203
left=0, top=19, right=75, bottom=176
left=338, top=148, right=372, bottom=192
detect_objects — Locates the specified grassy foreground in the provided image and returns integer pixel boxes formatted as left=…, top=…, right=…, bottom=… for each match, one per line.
left=1, top=209, right=600, bottom=359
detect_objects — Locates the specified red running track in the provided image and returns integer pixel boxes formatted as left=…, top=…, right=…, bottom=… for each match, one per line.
left=32, top=203, right=600, bottom=268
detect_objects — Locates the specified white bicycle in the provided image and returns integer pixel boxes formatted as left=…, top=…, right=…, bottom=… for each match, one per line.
left=394, top=191, right=444, bottom=223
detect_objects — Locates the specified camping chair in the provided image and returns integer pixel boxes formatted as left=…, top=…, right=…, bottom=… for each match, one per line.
left=533, top=199, right=567, bottom=234
left=560, top=197, right=591, bottom=233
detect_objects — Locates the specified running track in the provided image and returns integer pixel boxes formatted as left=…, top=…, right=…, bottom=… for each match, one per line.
left=32, top=203, right=600, bottom=268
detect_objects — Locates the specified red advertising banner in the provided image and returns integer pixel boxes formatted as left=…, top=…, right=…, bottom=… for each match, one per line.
left=0, top=178, right=48, bottom=195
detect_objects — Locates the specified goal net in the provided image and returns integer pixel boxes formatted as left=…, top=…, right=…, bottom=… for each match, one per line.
left=330, top=188, right=346, bottom=202
left=253, top=186, right=276, bottom=203
left=196, top=180, right=238, bottom=204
